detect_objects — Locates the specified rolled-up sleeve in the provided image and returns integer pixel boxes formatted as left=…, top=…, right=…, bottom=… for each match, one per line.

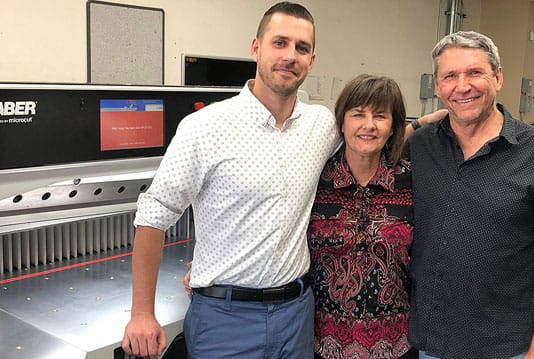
left=133, top=113, right=210, bottom=231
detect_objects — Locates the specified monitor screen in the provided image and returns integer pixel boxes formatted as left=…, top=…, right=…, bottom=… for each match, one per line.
left=100, top=99, right=164, bottom=151
left=182, top=55, right=256, bottom=87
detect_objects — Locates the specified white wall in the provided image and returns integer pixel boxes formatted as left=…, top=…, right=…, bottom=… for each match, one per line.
left=0, top=0, right=87, bottom=83
left=0, top=0, right=478, bottom=117
left=478, top=0, right=532, bottom=120
left=523, top=1, right=534, bottom=122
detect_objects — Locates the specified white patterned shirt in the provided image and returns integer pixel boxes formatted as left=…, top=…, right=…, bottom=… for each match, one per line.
left=134, top=81, right=340, bottom=288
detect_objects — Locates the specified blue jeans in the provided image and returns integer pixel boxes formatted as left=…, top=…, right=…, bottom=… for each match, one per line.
left=184, top=284, right=314, bottom=358
left=419, top=351, right=526, bottom=359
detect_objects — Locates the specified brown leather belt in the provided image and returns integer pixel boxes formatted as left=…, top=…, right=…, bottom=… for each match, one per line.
left=192, top=277, right=310, bottom=304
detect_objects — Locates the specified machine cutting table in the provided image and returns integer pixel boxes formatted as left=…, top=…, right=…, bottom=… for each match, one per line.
left=0, top=239, right=193, bottom=359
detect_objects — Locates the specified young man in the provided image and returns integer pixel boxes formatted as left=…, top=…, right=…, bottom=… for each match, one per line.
left=121, top=2, right=339, bottom=358
left=406, top=31, right=534, bottom=359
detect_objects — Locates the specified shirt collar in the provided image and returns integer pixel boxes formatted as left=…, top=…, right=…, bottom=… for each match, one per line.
left=496, top=103, right=519, bottom=145
left=331, top=148, right=397, bottom=192
left=437, top=103, right=519, bottom=145
left=240, top=80, right=302, bottom=128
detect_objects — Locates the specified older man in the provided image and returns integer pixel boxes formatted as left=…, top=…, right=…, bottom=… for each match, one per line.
left=407, top=31, right=534, bottom=359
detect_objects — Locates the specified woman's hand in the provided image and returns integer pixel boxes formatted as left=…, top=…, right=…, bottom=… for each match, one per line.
left=183, top=261, right=192, bottom=297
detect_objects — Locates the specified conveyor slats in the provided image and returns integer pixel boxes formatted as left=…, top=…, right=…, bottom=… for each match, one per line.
left=1, top=209, right=190, bottom=273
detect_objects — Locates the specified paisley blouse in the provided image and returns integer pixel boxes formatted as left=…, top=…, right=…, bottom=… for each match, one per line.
left=308, top=148, right=414, bottom=359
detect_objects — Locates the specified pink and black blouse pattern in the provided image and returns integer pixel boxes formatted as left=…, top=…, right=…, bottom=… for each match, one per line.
left=308, top=149, right=413, bottom=359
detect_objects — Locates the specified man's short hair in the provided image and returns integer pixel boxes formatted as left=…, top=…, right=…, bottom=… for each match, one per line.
left=432, top=30, right=501, bottom=77
left=256, top=2, right=315, bottom=49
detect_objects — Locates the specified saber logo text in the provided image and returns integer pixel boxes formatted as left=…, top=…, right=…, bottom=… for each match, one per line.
left=0, top=101, right=37, bottom=116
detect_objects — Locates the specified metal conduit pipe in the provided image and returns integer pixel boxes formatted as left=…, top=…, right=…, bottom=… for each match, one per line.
left=446, top=0, right=465, bottom=35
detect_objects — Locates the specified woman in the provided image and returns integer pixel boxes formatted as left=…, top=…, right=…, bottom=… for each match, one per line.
left=309, top=74, right=414, bottom=359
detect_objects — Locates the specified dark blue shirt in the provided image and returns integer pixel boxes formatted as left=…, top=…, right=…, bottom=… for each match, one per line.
left=406, top=104, right=534, bottom=359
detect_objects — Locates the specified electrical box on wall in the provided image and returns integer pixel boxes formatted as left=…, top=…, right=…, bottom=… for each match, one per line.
left=520, top=93, right=532, bottom=113
left=419, top=73, right=434, bottom=99
left=521, top=78, right=532, bottom=94
left=520, top=78, right=532, bottom=113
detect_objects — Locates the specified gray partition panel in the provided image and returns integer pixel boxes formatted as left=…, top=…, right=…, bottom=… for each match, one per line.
left=87, top=1, right=164, bottom=85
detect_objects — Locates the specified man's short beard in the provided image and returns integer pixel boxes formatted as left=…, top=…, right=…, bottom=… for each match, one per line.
left=271, top=82, right=301, bottom=97
left=258, top=66, right=305, bottom=98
